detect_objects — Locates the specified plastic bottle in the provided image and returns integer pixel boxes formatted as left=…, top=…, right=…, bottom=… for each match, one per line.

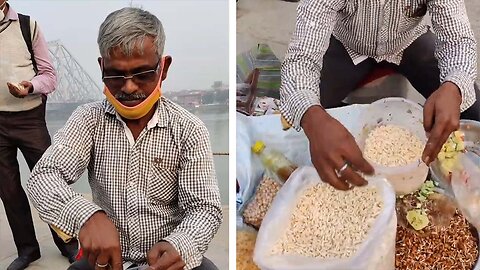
left=251, top=141, right=297, bottom=183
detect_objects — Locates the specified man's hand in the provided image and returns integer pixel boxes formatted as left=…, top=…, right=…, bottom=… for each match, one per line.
left=7, top=81, right=32, bottom=98
left=422, top=82, right=462, bottom=165
left=301, top=106, right=374, bottom=190
left=147, top=241, right=185, bottom=270
left=78, top=211, right=123, bottom=270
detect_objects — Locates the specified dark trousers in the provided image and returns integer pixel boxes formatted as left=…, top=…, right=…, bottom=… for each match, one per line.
left=320, top=31, right=480, bottom=121
left=67, top=257, right=219, bottom=270
left=0, top=102, right=77, bottom=257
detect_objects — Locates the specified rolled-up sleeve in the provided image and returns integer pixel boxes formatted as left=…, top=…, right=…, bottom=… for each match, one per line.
left=428, top=0, right=477, bottom=112
left=279, top=0, right=344, bottom=131
left=27, top=106, right=100, bottom=237
left=30, top=22, right=57, bottom=95
left=162, top=124, right=223, bottom=270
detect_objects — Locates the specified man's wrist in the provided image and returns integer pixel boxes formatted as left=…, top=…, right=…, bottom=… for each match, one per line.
left=442, top=81, right=462, bottom=105
left=301, top=105, right=329, bottom=136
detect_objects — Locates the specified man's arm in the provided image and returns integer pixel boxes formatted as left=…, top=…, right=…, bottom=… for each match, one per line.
left=27, top=105, right=101, bottom=237
left=428, top=0, right=477, bottom=111
left=29, top=21, right=56, bottom=95
left=162, top=124, right=223, bottom=270
left=280, top=0, right=344, bottom=130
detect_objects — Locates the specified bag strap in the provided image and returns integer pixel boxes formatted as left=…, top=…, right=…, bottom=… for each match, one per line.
left=18, top=13, right=38, bottom=74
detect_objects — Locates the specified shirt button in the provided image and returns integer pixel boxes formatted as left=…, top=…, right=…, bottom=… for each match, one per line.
left=129, top=181, right=135, bottom=188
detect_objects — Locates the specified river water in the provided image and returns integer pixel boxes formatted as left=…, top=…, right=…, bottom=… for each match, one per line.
left=18, top=103, right=229, bottom=205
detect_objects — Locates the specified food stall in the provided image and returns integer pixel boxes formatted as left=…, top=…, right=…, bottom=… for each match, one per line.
left=236, top=98, right=480, bottom=270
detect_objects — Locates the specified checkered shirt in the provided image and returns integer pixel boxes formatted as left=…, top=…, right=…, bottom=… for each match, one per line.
left=27, top=97, right=223, bottom=270
left=280, top=0, right=477, bottom=130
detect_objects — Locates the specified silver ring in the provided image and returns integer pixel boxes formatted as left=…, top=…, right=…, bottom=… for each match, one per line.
left=96, top=262, right=109, bottom=268
left=336, top=162, right=349, bottom=177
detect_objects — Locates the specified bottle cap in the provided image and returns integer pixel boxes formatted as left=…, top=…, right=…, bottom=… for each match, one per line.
left=252, top=141, right=266, bottom=154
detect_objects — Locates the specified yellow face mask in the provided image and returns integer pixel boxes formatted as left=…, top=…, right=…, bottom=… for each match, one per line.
left=103, top=57, right=165, bottom=120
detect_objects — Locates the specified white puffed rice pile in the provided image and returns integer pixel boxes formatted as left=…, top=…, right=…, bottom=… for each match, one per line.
left=271, top=183, right=383, bottom=259
left=363, top=125, right=423, bottom=167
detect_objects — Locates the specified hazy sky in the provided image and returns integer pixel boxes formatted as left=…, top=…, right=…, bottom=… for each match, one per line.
left=9, top=0, right=229, bottom=91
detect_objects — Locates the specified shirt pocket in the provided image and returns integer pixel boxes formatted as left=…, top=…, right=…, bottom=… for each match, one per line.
left=147, top=163, right=179, bottom=205
left=403, top=0, right=428, bottom=18
left=398, top=0, right=427, bottom=32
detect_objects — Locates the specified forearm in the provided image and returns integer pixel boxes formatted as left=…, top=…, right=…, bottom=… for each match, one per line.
left=30, top=26, right=56, bottom=95
left=163, top=125, right=222, bottom=269
left=280, top=0, right=343, bottom=130
left=27, top=105, right=97, bottom=236
left=162, top=203, right=222, bottom=270
left=28, top=157, right=101, bottom=237
left=429, top=0, right=477, bottom=111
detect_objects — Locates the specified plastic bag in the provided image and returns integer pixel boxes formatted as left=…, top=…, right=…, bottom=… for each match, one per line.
left=253, top=166, right=397, bottom=270
left=241, top=173, right=283, bottom=228
left=236, top=104, right=368, bottom=213
left=451, top=153, right=480, bottom=229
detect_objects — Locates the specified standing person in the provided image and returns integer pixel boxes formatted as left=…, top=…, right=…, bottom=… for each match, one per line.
left=27, top=7, right=222, bottom=270
left=0, top=1, right=78, bottom=269
left=280, top=0, right=479, bottom=191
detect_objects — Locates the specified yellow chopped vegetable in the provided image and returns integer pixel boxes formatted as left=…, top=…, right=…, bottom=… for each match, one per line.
left=406, top=209, right=430, bottom=230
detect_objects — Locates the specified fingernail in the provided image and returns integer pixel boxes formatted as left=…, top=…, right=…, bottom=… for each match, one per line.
left=424, top=156, right=430, bottom=164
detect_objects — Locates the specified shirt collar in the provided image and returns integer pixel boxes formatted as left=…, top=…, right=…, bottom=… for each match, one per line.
left=103, top=97, right=169, bottom=128
left=4, top=4, right=19, bottom=21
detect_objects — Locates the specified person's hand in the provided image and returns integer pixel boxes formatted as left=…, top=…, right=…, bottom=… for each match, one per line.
left=6, top=81, right=32, bottom=98
left=301, top=106, right=374, bottom=190
left=422, top=82, right=462, bottom=165
left=147, top=241, right=185, bottom=270
left=78, top=211, right=123, bottom=270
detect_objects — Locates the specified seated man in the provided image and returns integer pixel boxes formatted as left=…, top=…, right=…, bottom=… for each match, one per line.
left=279, top=0, right=479, bottom=191
left=27, top=7, right=222, bottom=270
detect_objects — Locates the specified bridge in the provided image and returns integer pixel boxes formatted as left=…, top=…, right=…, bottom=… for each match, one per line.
left=46, top=40, right=103, bottom=104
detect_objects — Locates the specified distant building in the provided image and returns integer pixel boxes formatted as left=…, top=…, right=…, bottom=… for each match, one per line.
left=164, top=81, right=228, bottom=110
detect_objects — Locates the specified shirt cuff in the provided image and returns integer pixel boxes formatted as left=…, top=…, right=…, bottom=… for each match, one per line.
left=444, top=71, right=476, bottom=112
left=56, top=195, right=102, bottom=238
left=163, top=232, right=202, bottom=270
left=29, top=78, right=42, bottom=95
left=279, top=90, right=321, bottom=131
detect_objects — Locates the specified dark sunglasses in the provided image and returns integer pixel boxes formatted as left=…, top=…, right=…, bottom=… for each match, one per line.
left=102, top=59, right=161, bottom=88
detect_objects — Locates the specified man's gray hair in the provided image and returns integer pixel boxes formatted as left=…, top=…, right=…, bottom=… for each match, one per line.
left=97, top=7, right=165, bottom=58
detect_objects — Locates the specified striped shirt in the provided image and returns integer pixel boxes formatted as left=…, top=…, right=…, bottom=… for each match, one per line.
left=280, top=0, right=477, bottom=130
left=27, top=98, right=223, bottom=270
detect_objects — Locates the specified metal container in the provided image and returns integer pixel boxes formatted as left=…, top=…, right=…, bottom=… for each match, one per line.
left=430, top=119, right=480, bottom=198
left=429, top=119, right=480, bottom=269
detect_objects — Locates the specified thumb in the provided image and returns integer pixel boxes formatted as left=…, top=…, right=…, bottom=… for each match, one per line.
left=423, top=98, right=435, bottom=133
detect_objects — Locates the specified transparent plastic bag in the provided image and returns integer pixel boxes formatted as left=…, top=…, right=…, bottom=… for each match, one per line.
left=253, top=166, right=397, bottom=270
left=451, top=153, right=480, bottom=229
left=241, top=172, right=283, bottom=229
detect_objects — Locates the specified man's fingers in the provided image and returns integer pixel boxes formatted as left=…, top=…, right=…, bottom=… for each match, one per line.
left=166, top=260, right=186, bottom=270
left=423, top=98, right=435, bottom=132
left=149, top=252, right=179, bottom=270
left=94, top=253, right=110, bottom=270
left=342, top=142, right=374, bottom=175
left=147, top=246, right=163, bottom=266
left=109, top=250, right=123, bottom=270
left=422, top=122, right=446, bottom=164
left=87, top=249, right=99, bottom=269
left=314, top=161, right=349, bottom=190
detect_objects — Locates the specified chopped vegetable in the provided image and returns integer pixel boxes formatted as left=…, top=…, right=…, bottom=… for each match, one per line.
left=406, top=209, right=429, bottom=230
